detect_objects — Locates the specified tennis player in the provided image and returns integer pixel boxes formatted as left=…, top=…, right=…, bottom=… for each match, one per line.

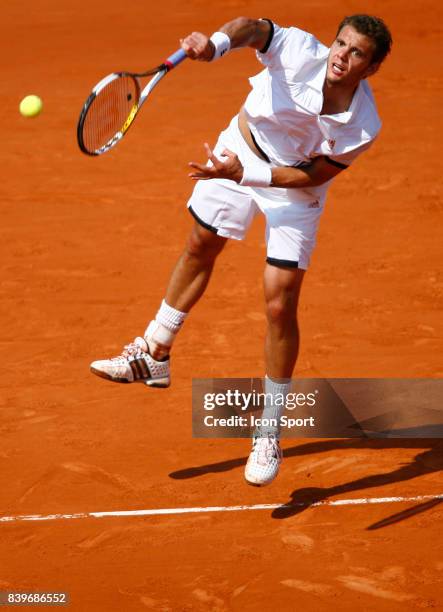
left=91, top=15, right=392, bottom=486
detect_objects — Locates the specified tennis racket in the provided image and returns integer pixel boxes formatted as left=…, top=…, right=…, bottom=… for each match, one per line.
left=77, top=48, right=187, bottom=156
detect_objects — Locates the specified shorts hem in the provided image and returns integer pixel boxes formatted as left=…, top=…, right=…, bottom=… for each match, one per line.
left=187, top=205, right=243, bottom=241
left=266, top=257, right=299, bottom=269
left=188, top=205, right=218, bottom=234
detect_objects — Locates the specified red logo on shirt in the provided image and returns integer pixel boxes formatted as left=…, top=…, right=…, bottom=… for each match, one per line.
left=327, top=139, right=336, bottom=150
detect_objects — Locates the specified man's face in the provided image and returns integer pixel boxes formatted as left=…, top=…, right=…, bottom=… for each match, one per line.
left=326, top=25, right=379, bottom=87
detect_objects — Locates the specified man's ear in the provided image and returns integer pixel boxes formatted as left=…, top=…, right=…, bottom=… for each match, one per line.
left=363, top=62, right=380, bottom=79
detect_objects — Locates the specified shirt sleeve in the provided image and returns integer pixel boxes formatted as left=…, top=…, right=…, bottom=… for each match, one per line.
left=256, top=22, right=311, bottom=72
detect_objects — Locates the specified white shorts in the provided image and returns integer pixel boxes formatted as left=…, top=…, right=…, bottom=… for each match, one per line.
left=187, top=115, right=328, bottom=270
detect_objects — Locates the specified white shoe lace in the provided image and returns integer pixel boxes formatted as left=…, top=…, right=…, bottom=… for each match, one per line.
left=111, top=337, right=147, bottom=362
left=254, top=435, right=282, bottom=465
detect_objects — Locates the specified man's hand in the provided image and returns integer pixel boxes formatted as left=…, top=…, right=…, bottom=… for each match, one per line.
left=188, top=144, right=244, bottom=182
left=180, top=32, right=214, bottom=61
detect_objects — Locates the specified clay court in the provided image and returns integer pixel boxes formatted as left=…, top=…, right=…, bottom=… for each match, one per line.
left=1, top=0, right=442, bottom=609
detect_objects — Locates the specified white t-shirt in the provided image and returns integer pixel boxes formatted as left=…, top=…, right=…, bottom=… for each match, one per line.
left=243, top=23, right=381, bottom=168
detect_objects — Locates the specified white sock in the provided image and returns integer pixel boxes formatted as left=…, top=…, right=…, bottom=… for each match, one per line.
left=255, top=376, right=292, bottom=438
left=144, top=300, right=187, bottom=359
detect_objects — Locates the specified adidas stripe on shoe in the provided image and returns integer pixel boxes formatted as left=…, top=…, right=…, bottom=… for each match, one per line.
left=90, top=337, right=170, bottom=388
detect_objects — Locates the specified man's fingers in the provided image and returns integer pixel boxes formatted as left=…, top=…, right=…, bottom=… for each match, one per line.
left=188, top=172, right=210, bottom=180
left=188, top=161, right=212, bottom=172
left=180, top=36, right=200, bottom=58
left=188, top=143, right=235, bottom=181
left=188, top=161, right=215, bottom=179
left=180, top=32, right=211, bottom=60
left=220, top=148, right=236, bottom=159
left=203, top=142, right=222, bottom=167
left=188, top=164, right=212, bottom=180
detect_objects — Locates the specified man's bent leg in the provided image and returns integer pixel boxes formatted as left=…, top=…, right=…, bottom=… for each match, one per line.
left=91, top=221, right=227, bottom=386
left=146, top=222, right=227, bottom=359
left=166, top=222, right=227, bottom=312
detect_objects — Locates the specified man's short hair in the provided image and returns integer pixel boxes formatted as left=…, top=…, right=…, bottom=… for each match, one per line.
left=337, top=14, right=392, bottom=64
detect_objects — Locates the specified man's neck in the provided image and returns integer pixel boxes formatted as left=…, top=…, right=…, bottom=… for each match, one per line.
left=321, top=79, right=358, bottom=115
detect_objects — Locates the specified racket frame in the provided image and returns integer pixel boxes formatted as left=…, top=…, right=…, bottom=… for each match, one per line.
left=77, top=49, right=186, bottom=156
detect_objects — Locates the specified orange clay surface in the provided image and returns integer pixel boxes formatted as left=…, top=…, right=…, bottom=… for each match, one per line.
left=1, top=0, right=442, bottom=610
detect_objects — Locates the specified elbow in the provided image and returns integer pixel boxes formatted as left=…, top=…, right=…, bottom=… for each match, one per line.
left=309, top=176, right=330, bottom=187
left=292, top=172, right=326, bottom=188
left=222, top=17, right=262, bottom=44
left=306, top=169, right=336, bottom=187
left=232, top=16, right=257, bottom=27
left=223, top=16, right=255, bottom=31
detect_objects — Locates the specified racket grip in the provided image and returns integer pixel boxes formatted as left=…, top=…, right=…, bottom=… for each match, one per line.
left=164, top=48, right=187, bottom=70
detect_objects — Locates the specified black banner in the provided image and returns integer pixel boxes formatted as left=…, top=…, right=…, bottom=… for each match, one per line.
left=192, top=378, right=443, bottom=438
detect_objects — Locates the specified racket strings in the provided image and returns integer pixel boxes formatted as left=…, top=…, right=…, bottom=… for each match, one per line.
left=82, top=75, right=139, bottom=153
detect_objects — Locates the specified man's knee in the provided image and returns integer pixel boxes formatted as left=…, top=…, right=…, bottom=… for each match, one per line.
left=266, top=293, right=298, bottom=326
left=185, top=222, right=227, bottom=262
left=264, top=265, right=305, bottom=326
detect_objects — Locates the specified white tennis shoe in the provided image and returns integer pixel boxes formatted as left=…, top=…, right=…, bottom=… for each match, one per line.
left=90, top=337, right=170, bottom=387
left=244, top=434, right=282, bottom=486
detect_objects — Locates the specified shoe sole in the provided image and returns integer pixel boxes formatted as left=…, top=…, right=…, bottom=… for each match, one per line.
left=244, top=464, right=280, bottom=487
left=245, top=478, right=263, bottom=487
left=244, top=474, right=276, bottom=487
left=90, top=367, right=170, bottom=388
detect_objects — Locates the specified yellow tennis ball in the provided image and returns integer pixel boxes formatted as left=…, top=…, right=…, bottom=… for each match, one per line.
left=19, top=95, right=43, bottom=118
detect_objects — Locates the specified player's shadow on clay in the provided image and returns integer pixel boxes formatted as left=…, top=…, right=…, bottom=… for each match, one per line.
left=365, top=497, right=442, bottom=530
left=271, top=441, right=442, bottom=521
left=169, top=438, right=443, bottom=526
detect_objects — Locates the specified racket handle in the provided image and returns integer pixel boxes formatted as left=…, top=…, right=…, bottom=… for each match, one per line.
left=164, top=48, right=187, bottom=71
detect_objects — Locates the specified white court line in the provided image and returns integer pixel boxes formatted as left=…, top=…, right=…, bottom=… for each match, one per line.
left=1, top=494, right=442, bottom=523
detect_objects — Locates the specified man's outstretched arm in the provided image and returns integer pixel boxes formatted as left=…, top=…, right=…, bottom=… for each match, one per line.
left=180, top=17, right=272, bottom=61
